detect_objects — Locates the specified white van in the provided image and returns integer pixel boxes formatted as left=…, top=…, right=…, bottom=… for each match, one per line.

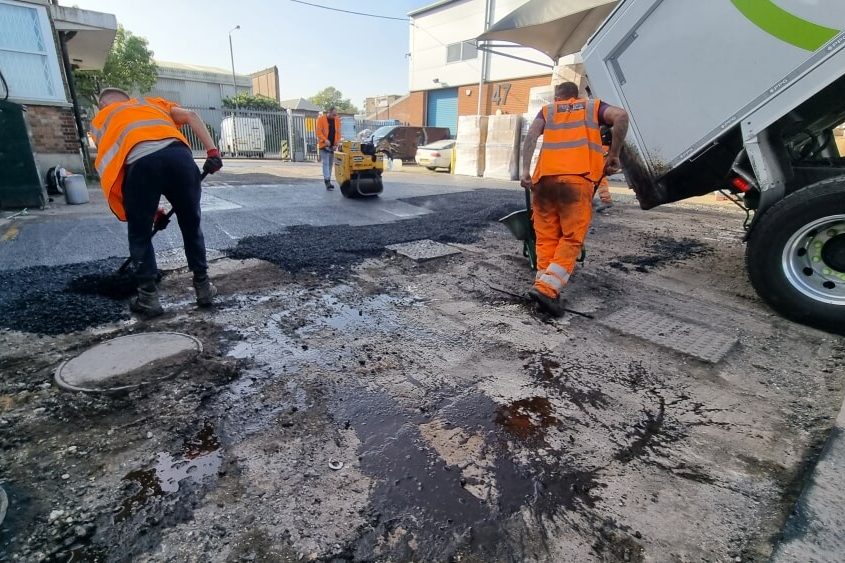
left=219, top=116, right=265, bottom=158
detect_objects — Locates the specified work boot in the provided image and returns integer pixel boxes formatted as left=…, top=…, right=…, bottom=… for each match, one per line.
left=193, top=274, right=218, bottom=308
left=528, top=287, right=564, bottom=317
left=325, top=179, right=335, bottom=191
left=130, top=286, right=164, bottom=318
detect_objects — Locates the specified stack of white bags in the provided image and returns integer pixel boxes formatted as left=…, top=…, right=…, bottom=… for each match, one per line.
left=452, top=115, right=488, bottom=177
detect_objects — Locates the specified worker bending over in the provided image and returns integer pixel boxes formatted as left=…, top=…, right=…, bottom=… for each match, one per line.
left=316, top=106, right=342, bottom=190
left=520, top=81, right=629, bottom=315
left=91, top=88, right=223, bottom=317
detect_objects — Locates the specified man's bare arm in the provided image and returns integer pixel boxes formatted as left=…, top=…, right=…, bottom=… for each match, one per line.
left=601, top=106, right=629, bottom=174
left=520, top=117, right=545, bottom=186
left=171, top=107, right=217, bottom=151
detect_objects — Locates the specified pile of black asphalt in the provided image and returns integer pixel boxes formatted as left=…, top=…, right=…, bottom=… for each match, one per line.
left=228, top=189, right=523, bottom=276
left=0, top=258, right=134, bottom=335
left=0, top=189, right=523, bottom=335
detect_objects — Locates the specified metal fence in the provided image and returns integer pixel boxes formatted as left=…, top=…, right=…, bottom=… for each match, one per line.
left=182, top=107, right=400, bottom=162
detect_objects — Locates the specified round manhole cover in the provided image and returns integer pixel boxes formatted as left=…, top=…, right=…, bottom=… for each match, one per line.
left=0, top=485, right=7, bottom=527
left=55, top=332, right=203, bottom=393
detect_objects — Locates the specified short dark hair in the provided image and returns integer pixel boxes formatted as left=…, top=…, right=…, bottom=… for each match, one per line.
left=328, top=106, right=336, bottom=112
left=554, top=82, right=579, bottom=100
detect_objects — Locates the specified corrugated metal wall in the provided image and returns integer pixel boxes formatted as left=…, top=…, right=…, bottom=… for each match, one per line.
left=147, top=77, right=251, bottom=109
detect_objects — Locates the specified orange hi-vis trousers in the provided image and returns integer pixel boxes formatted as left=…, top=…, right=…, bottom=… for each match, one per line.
left=532, top=175, right=595, bottom=299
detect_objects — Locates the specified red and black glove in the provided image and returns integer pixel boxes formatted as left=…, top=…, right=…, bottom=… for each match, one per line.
left=153, top=207, right=171, bottom=232
left=203, top=148, right=223, bottom=175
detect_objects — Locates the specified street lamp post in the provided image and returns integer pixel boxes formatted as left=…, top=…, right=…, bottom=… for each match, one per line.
left=229, top=25, right=240, bottom=157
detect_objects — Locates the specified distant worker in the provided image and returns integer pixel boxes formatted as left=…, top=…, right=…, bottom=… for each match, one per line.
left=90, top=88, right=223, bottom=318
left=317, top=106, right=342, bottom=190
left=520, top=81, right=629, bottom=315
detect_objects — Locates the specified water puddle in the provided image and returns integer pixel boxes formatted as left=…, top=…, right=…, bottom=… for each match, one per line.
left=115, top=423, right=222, bottom=522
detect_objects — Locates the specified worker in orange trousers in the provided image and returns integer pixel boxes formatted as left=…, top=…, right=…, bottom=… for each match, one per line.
left=520, top=82, right=629, bottom=315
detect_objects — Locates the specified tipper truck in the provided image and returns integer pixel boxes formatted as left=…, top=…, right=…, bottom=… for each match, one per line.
left=581, top=0, right=845, bottom=333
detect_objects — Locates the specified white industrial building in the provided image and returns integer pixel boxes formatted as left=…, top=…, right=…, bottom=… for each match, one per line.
left=148, top=60, right=252, bottom=110
left=405, top=0, right=555, bottom=134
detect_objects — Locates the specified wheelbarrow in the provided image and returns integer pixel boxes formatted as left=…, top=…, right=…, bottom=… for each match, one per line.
left=499, top=187, right=538, bottom=270
left=499, top=186, right=587, bottom=271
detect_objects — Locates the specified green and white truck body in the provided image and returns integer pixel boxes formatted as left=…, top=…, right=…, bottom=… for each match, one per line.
left=582, top=0, right=845, bottom=333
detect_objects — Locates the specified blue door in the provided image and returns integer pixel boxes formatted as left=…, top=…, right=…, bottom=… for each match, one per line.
left=427, top=88, right=458, bottom=137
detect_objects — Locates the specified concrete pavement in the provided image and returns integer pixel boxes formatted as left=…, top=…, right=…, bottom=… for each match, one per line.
left=773, top=395, right=845, bottom=563
left=0, top=163, right=503, bottom=271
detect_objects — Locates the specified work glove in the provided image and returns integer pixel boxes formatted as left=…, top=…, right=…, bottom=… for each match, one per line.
left=153, top=207, right=171, bottom=232
left=203, top=148, right=223, bottom=175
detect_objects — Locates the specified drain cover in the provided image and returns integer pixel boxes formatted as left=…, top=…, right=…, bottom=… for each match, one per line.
left=386, top=239, right=461, bottom=262
left=55, top=332, right=203, bottom=392
left=600, top=306, right=737, bottom=363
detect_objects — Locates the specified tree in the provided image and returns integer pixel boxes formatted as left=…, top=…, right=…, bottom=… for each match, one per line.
left=73, top=26, right=157, bottom=106
left=221, top=93, right=282, bottom=111
left=309, top=87, right=358, bottom=114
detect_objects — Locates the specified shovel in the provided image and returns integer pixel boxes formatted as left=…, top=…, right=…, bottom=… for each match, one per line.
left=117, top=171, right=208, bottom=274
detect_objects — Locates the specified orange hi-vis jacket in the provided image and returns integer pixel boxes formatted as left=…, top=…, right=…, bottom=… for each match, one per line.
left=90, top=97, right=189, bottom=221
left=316, top=114, right=342, bottom=149
left=532, top=97, right=605, bottom=185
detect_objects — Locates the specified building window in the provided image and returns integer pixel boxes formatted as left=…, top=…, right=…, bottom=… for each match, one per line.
left=0, top=0, right=66, bottom=103
left=446, top=40, right=478, bottom=64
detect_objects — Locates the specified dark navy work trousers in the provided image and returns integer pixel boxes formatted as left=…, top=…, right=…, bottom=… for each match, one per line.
left=122, top=142, right=207, bottom=284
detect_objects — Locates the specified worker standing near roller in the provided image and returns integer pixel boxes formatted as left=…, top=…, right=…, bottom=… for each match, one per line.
left=316, top=106, right=342, bottom=190
left=90, top=88, right=223, bottom=318
left=520, top=81, right=629, bottom=315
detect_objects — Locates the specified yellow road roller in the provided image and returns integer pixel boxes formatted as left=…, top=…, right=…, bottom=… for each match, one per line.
left=333, top=140, right=385, bottom=198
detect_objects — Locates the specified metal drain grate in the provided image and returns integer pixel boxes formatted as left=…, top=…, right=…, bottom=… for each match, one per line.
left=386, top=240, right=462, bottom=262
left=600, top=306, right=737, bottom=363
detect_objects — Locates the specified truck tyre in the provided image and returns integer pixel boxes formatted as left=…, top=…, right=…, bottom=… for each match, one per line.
left=746, top=177, right=845, bottom=334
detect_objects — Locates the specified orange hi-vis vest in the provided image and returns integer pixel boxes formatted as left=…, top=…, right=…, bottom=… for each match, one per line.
left=532, top=97, right=605, bottom=184
left=316, top=114, right=342, bottom=149
left=90, top=97, right=189, bottom=221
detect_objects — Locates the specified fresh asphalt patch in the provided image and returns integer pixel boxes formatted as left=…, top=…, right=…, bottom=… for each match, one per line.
left=0, top=190, right=523, bottom=335
left=227, top=190, right=524, bottom=276
left=0, top=259, right=132, bottom=335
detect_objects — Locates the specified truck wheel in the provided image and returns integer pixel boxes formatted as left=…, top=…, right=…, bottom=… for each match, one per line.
left=746, top=177, right=845, bottom=334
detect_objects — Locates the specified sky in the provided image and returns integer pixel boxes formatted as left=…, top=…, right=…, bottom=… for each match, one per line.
left=70, top=0, right=430, bottom=107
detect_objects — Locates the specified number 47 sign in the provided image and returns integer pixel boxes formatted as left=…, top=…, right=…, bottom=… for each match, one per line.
left=491, top=83, right=511, bottom=106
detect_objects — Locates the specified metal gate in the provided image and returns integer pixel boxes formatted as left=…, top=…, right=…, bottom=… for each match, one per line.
left=183, top=108, right=399, bottom=162
left=182, top=107, right=317, bottom=161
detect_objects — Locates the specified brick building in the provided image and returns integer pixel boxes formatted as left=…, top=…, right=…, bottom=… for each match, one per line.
left=401, top=0, right=559, bottom=134
left=252, top=66, right=280, bottom=102
left=363, top=94, right=403, bottom=119
left=0, top=0, right=116, bottom=175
